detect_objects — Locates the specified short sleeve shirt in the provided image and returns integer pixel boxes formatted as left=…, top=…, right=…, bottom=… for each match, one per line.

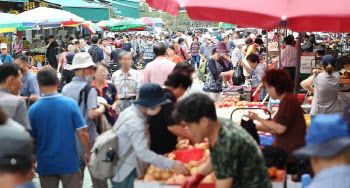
left=148, top=89, right=177, bottom=155
left=28, top=94, right=86, bottom=175
left=273, top=93, right=306, bottom=163
left=210, top=119, right=272, bottom=188
left=142, top=43, right=155, bottom=60
left=111, top=49, right=122, bottom=66
left=250, top=63, right=266, bottom=87
left=0, top=54, right=13, bottom=63
left=88, top=45, right=104, bottom=62
left=20, top=71, right=40, bottom=97
left=122, top=42, right=132, bottom=52
left=92, top=81, right=117, bottom=125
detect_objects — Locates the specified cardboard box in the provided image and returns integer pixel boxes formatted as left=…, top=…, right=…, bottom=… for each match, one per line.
left=340, top=68, right=350, bottom=79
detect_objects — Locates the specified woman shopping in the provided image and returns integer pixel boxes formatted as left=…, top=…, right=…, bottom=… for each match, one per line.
left=167, top=45, right=183, bottom=64
left=92, top=63, right=119, bottom=126
left=301, top=55, right=340, bottom=118
left=239, top=54, right=267, bottom=101
left=245, top=69, right=306, bottom=174
left=190, top=36, right=201, bottom=69
left=203, top=42, right=235, bottom=102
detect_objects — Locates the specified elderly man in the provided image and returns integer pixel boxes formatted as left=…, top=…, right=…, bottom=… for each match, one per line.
left=0, top=43, right=13, bottom=63
left=14, top=55, right=40, bottom=105
left=222, top=33, right=236, bottom=55
left=79, top=38, right=89, bottom=52
left=199, top=35, right=214, bottom=62
left=111, top=51, right=143, bottom=111
left=293, top=114, right=350, bottom=188
left=0, top=63, right=31, bottom=131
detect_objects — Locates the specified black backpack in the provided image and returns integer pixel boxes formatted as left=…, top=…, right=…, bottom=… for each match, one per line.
left=78, top=83, right=93, bottom=106
left=90, top=47, right=100, bottom=63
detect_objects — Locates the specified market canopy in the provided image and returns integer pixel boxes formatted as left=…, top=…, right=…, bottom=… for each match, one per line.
left=108, top=19, right=146, bottom=31
left=0, top=13, right=35, bottom=29
left=18, top=7, right=84, bottom=23
left=146, top=0, right=350, bottom=32
left=110, top=0, right=140, bottom=19
left=39, top=0, right=109, bottom=22
left=139, top=17, right=154, bottom=26
left=150, top=18, right=163, bottom=26
left=97, top=18, right=121, bottom=30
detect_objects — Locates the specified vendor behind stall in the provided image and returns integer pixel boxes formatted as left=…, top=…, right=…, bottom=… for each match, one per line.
left=173, top=93, right=271, bottom=188
left=245, top=69, right=306, bottom=174
left=14, top=55, right=40, bottom=105
left=45, top=35, right=59, bottom=68
left=239, top=54, right=266, bottom=101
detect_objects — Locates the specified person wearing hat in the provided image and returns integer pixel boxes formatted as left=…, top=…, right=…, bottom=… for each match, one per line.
left=28, top=67, right=91, bottom=188
left=0, top=43, right=13, bottom=64
left=301, top=55, right=340, bottom=118
left=45, top=35, right=59, bottom=68
left=293, top=114, right=350, bottom=188
left=14, top=55, right=40, bottom=105
left=203, top=42, right=235, bottom=102
left=110, top=40, right=123, bottom=70
left=199, top=35, right=214, bottom=62
left=111, top=83, right=189, bottom=188
left=57, top=51, right=76, bottom=92
left=62, top=53, right=107, bottom=188
left=0, top=108, right=35, bottom=188
left=101, top=37, right=112, bottom=64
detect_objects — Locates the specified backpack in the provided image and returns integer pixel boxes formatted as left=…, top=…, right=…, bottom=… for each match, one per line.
left=89, top=114, right=137, bottom=180
left=197, top=59, right=208, bottom=82
left=90, top=46, right=100, bottom=63
left=78, top=83, right=93, bottom=106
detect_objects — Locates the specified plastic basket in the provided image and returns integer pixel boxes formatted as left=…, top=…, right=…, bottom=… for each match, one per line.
left=173, top=148, right=204, bottom=163
left=297, top=94, right=306, bottom=105
left=259, top=134, right=275, bottom=146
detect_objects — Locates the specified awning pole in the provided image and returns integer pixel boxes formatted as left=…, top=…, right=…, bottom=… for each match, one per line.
left=294, top=32, right=302, bottom=95
left=277, top=28, right=282, bottom=68
left=266, top=30, right=269, bottom=62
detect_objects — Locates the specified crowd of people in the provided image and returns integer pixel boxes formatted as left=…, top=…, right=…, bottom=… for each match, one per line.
left=0, top=27, right=350, bottom=188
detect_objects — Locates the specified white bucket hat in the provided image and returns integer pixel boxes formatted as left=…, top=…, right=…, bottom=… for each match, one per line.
left=0, top=43, right=7, bottom=49
left=71, top=53, right=96, bottom=70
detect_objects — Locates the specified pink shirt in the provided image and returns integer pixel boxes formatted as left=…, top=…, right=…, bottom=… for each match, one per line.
left=143, top=56, right=176, bottom=86
left=281, top=45, right=298, bottom=68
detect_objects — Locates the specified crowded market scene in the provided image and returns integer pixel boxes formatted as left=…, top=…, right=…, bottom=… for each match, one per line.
left=1, top=0, right=350, bottom=188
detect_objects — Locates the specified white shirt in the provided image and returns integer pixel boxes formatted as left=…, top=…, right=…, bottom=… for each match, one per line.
left=111, top=69, right=143, bottom=98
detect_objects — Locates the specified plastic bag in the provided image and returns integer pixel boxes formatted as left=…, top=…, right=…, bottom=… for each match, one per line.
left=232, top=65, right=245, bottom=85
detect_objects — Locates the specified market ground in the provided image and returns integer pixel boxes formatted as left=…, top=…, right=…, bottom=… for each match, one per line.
left=31, top=80, right=350, bottom=188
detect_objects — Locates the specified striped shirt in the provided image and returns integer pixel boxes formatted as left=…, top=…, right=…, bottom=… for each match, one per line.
left=190, top=42, right=200, bottom=56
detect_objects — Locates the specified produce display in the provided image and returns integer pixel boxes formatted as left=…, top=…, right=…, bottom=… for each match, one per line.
left=267, top=166, right=286, bottom=182
left=142, top=139, right=215, bottom=185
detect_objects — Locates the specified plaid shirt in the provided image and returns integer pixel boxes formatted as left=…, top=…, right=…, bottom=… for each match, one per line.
left=142, top=43, right=155, bottom=60
left=111, top=69, right=143, bottom=99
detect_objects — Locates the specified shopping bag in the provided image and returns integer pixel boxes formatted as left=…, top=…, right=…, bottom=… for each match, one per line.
left=232, top=65, right=245, bottom=85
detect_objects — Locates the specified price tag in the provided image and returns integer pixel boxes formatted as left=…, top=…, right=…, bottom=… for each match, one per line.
left=300, top=56, right=313, bottom=74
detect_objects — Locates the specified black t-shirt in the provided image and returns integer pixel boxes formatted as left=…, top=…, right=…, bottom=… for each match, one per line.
left=148, top=89, right=178, bottom=155
left=122, top=42, right=132, bottom=52
left=111, top=49, right=122, bottom=67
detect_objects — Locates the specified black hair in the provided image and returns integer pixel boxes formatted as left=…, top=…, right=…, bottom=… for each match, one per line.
left=178, top=38, right=184, bottom=44
left=67, top=42, right=73, bottom=46
left=164, top=70, right=192, bottom=89
left=168, top=44, right=175, bottom=51
left=246, top=54, right=260, bottom=63
left=37, top=67, right=58, bottom=86
left=316, top=50, right=325, bottom=56
left=174, top=62, right=194, bottom=74
left=245, top=38, right=253, bottom=45
left=23, top=37, right=26, bottom=40
left=284, top=37, right=293, bottom=45
left=257, top=34, right=262, bottom=38
left=240, top=120, right=260, bottom=145
left=254, top=38, right=263, bottom=45
left=172, top=93, right=217, bottom=124
left=147, top=36, right=153, bottom=40
left=304, top=35, right=310, bottom=39
left=74, top=41, right=79, bottom=45
left=14, top=54, right=29, bottom=64
left=92, top=36, right=99, bottom=44
left=0, top=63, right=21, bottom=84
left=187, top=31, right=193, bottom=36
left=262, top=146, right=287, bottom=169
left=95, top=62, right=109, bottom=70
left=153, top=42, right=167, bottom=57
left=48, top=35, right=55, bottom=39
left=165, top=35, right=170, bottom=40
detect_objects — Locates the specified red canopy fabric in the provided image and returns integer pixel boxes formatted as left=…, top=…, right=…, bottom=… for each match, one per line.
left=140, top=17, right=154, bottom=26
left=147, top=0, right=350, bottom=32
left=61, top=19, right=80, bottom=26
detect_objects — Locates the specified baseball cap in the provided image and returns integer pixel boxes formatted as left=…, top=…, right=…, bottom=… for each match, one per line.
left=321, top=55, right=336, bottom=67
left=71, top=53, right=96, bottom=70
left=293, top=114, right=350, bottom=160
left=65, top=52, right=75, bottom=65
left=0, top=123, right=32, bottom=170
left=0, top=43, right=7, bottom=49
left=133, top=83, right=170, bottom=108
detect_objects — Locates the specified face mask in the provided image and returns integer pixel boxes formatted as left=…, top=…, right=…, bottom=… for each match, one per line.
left=147, top=106, right=161, bottom=116
left=85, top=75, right=93, bottom=83
left=147, top=41, right=153, bottom=45
left=220, top=53, right=226, bottom=56
left=206, top=41, right=211, bottom=44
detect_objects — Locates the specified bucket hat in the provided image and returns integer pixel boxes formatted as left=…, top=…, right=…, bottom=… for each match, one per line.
left=71, top=52, right=96, bottom=70
left=212, top=42, right=229, bottom=55
left=133, top=83, right=170, bottom=108
left=293, top=114, right=350, bottom=160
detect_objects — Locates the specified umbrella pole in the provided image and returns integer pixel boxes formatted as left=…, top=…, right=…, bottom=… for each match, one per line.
left=266, top=31, right=269, bottom=62
left=277, top=28, right=282, bottom=68
left=42, top=22, right=47, bottom=66
left=294, top=32, right=302, bottom=95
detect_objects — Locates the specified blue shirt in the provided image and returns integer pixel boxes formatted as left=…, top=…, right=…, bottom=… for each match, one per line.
left=20, top=71, right=40, bottom=97
left=216, top=34, right=222, bottom=42
left=88, top=45, right=104, bottom=62
left=29, top=94, right=86, bottom=175
left=165, top=41, right=171, bottom=46
left=226, top=40, right=236, bottom=51
left=142, top=43, right=155, bottom=60
left=307, top=165, right=350, bottom=188
left=0, top=54, right=13, bottom=63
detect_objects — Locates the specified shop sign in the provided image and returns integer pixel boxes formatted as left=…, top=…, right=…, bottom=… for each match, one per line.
left=300, top=56, right=313, bottom=74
